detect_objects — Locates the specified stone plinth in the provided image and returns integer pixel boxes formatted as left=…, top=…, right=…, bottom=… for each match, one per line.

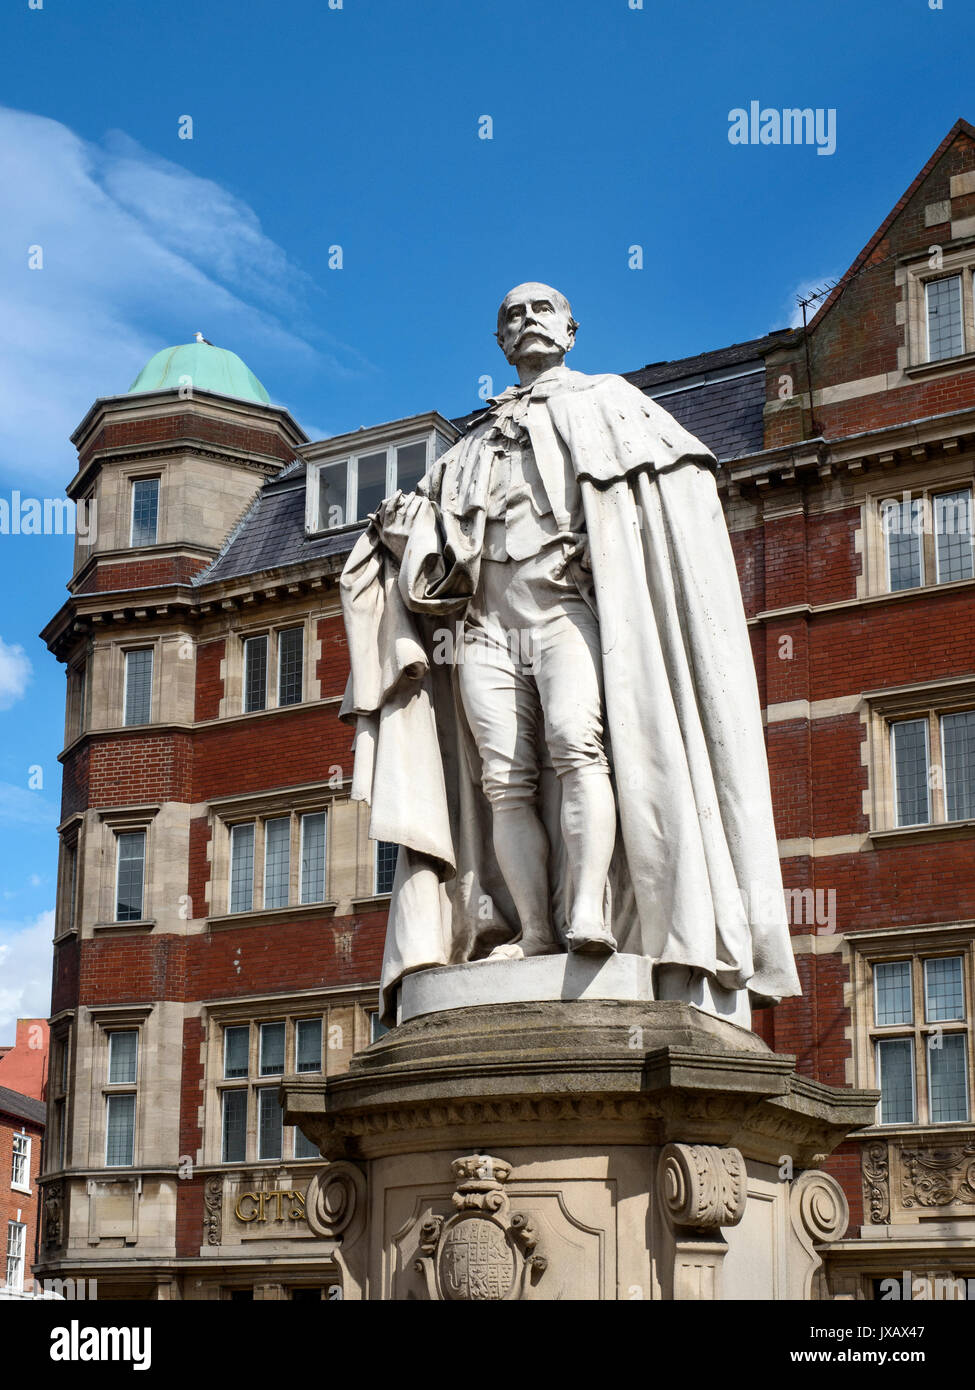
left=283, top=999, right=877, bottom=1301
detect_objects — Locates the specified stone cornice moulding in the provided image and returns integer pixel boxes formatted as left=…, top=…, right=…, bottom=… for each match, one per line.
left=747, top=574, right=975, bottom=626
left=70, top=387, right=308, bottom=452
left=206, top=780, right=351, bottom=816
left=299, top=410, right=459, bottom=465
left=844, top=918, right=975, bottom=948
left=723, top=406, right=975, bottom=492
left=207, top=901, right=338, bottom=932
left=201, top=983, right=377, bottom=1023
left=85, top=1004, right=154, bottom=1024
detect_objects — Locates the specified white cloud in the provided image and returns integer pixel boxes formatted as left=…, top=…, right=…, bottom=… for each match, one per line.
left=783, top=274, right=841, bottom=330
left=0, top=781, right=58, bottom=831
left=0, top=910, right=54, bottom=1040
left=0, top=106, right=366, bottom=485
left=0, top=637, right=31, bottom=710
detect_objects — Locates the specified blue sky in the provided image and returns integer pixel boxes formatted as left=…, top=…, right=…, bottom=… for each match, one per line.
left=0, top=0, right=972, bottom=1032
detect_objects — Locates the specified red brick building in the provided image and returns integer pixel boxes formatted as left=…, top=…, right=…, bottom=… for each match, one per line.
left=1, top=1021, right=48, bottom=1296
left=38, top=120, right=975, bottom=1299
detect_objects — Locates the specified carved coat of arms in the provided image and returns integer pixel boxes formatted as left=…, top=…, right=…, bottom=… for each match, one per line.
left=414, top=1154, right=546, bottom=1302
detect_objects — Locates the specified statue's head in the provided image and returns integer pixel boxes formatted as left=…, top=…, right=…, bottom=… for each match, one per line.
left=495, top=282, right=578, bottom=367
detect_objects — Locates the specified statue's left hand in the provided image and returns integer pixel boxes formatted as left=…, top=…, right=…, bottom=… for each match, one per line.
left=373, top=490, right=425, bottom=562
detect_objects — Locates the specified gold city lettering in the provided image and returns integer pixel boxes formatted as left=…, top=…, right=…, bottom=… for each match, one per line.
left=235, top=1189, right=306, bottom=1223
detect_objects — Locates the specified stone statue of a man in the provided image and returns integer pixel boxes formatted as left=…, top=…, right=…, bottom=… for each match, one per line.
left=340, top=283, right=801, bottom=1026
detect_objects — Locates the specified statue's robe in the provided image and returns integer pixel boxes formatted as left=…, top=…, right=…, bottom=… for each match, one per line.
left=340, top=369, right=802, bottom=1022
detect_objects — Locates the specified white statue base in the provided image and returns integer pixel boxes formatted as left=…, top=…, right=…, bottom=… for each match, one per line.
left=398, top=952, right=751, bottom=1029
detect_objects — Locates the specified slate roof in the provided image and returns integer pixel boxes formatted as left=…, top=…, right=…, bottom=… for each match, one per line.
left=0, top=1084, right=46, bottom=1128
left=199, top=473, right=354, bottom=584
left=199, top=330, right=790, bottom=586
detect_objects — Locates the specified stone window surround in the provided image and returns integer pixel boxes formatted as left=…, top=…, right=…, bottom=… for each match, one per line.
left=864, top=676, right=975, bottom=842
left=128, top=474, right=160, bottom=548
left=847, top=922, right=975, bottom=1134
left=100, top=635, right=163, bottom=730
left=65, top=647, right=91, bottom=744
left=901, top=240, right=975, bottom=375
left=115, top=461, right=166, bottom=553
left=91, top=806, right=160, bottom=932
left=45, top=1011, right=75, bottom=1176
left=860, top=462, right=974, bottom=598
left=200, top=988, right=376, bottom=1167
left=85, top=1004, right=153, bottom=1172
left=207, top=785, right=341, bottom=923
left=222, top=612, right=318, bottom=718
left=54, top=814, right=83, bottom=942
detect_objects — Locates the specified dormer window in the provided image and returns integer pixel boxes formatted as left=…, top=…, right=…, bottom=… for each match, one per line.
left=303, top=414, right=457, bottom=535
left=130, top=477, right=159, bottom=546
left=314, top=440, right=427, bottom=531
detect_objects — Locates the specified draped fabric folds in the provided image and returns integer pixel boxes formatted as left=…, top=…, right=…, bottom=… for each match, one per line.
left=339, top=370, right=801, bottom=1022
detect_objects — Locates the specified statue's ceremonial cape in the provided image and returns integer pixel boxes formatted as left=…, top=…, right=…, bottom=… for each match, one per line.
left=340, top=369, right=802, bottom=1022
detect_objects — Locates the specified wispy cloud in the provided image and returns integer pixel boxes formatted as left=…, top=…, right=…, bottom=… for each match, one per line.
left=0, top=637, right=31, bottom=710
left=0, top=781, right=58, bottom=832
left=783, top=274, right=841, bottom=330
left=0, top=909, right=54, bottom=1039
left=0, top=106, right=368, bottom=485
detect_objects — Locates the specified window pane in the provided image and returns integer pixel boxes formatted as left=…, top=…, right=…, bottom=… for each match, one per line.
left=370, top=1012, right=390, bottom=1044
left=221, top=1090, right=247, bottom=1163
left=877, top=1038, right=915, bottom=1124
left=354, top=451, right=388, bottom=521
left=259, top=1021, right=285, bottom=1076
left=395, top=441, right=427, bottom=494
left=891, top=719, right=930, bottom=826
left=131, top=478, right=159, bottom=546
left=105, top=1093, right=135, bottom=1166
left=934, top=488, right=974, bottom=583
left=11, top=1133, right=29, bottom=1188
left=924, top=956, right=965, bottom=1022
left=243, top=636, right=268, bottom=713
left=278, top=628, right=304, bottom=706
left=926, top=275, right=963, bottom=361
left=116, top=831, right=146, bottom=921
left=375, top=840, right=398, bottom=895
left=263, top=817, right=291, bottom=909
left=296, top=1018, right=322, bottom=1073
left=294, top=1125, right=320, bottom=1159
left=108, top=1030, right=138, bottom=1084
left=230, top=824, right=254, bottom=913
left=874, top=961, right=913, bottom=1026
left=300, top=812, right=326, bottom=904
left=124, top=648, right=153, bottom=726
left=317, top=461, right=348, bottom=530
left=6, top=1222, right=26, bottom=1293
left=943, top=710, right=975, bottom=822
left=928, top=1033, right=969, bottom=1123
left=258, top=1089, right=283, bottom=1160
left=63, top=842, right=77, bottom=933
left=224, top=1026, right=250, bottom=1079
left=882, top=498, right=923, bottom=591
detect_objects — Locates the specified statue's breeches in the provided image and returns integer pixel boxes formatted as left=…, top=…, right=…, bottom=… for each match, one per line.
left=457, top=558, right=608, bottom=807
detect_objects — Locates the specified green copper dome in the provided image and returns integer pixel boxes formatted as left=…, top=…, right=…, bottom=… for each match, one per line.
left=127, top=343, right=271, bottom=404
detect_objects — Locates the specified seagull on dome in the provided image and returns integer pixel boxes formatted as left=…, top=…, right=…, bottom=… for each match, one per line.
left=194, top=332, right=215, bottom=346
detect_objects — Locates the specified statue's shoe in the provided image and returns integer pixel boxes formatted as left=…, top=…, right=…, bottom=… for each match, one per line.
left=564, top=925, right=618, bottom=956
left=487, top=937, right=561, bottom=961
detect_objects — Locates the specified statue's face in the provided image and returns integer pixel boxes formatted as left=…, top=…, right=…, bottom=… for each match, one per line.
left=497, top=283, right=575, bottom=366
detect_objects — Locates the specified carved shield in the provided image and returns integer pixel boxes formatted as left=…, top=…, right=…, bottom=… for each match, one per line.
left=437, top=1215, right=517, bottom=1302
